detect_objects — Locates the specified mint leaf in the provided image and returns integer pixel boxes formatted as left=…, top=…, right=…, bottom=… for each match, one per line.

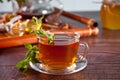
left=16, top=59, right=29, bottom=72
left=32, top=16, right=54, bottom=44
left=25, top=44, right=33, bottom=50
left=16, top=44, right=39, bottom=72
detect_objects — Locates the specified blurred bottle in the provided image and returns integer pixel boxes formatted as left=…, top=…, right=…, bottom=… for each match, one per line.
left=100, top=0, right=120, bottom=30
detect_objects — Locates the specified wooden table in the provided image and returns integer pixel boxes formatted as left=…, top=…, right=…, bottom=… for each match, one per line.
left=0, top=11, right=120, bottom=80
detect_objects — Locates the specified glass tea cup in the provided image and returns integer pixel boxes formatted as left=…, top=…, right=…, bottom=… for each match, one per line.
left=30, top=32, right=89, bottom=75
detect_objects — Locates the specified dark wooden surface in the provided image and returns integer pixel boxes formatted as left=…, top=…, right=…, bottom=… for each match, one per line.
left=0, top=11, right=120, bottom=80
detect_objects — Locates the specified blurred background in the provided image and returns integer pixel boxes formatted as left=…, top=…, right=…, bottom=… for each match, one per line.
left=0, top=0, right=102, bottom=12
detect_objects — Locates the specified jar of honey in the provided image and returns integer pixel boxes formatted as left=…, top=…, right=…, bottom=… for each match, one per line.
left=100, top=0, right=120, bottom=30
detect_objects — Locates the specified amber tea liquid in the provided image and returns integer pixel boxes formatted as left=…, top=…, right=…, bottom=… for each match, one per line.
left=100, top=2, right=120, bottom=30
left=38, top=35, right=79, bottom=69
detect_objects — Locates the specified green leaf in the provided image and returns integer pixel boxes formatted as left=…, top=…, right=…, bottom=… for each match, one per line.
left=0, top=0, right=3, bottom=2
left=24, top=44, right=33, bottom=50
left=16, top=59, right=29, bottom=72
left=31, top=51, right=39, bottom=63
left=32, top=45, right=38, bottom=51
left=25, top=50, right=32, bottom=59
left=17, top=0, right=26, bottom=3
left=16, top=44, right=39, bottom=72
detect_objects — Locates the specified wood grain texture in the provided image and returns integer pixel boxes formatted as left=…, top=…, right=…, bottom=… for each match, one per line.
left=0, top=12, right=120, bottom=80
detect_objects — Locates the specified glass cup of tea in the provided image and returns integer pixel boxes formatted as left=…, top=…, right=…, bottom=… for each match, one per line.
left=30, top=32, right=89, bottom=75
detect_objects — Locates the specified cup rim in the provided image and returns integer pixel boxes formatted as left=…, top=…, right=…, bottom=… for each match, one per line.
left=37, top=31, right=80, bottom=44
left=38, top=31, right=80, bottom=39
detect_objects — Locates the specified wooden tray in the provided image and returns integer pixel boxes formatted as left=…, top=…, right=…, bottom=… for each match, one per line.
left=0, top=27, right=99, bottom=48
left=0, top=34, right=37, bottom=48
left=0, top=9, right=99, bottom=48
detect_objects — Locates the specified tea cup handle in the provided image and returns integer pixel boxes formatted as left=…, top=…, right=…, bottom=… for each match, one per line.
left=76, top=42, right=89, bottom=62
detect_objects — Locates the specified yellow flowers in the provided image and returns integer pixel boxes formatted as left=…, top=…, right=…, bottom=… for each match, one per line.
left=25, top=16, right=43, bottom=33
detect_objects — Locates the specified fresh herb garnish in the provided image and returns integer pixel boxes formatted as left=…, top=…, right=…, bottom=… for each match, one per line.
left=31, top=16, right=54, bottom=44
left=16, top=44, right=39, bottom=72
left=16, top=16, right=54, bottom=72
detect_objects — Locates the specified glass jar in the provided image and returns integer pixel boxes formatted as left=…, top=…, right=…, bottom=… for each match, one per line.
left=11, top=0, right=63, bottom=19
left=100, top=0, right=120, bottom=30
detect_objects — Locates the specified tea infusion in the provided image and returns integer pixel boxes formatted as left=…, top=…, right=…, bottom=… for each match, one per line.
left=38, top=35, right=79, bottom=69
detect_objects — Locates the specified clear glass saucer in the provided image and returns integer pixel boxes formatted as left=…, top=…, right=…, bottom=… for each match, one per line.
left=29, top=58, right=87, bottom=75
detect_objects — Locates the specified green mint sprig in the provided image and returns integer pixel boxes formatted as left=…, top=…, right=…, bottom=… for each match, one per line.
left=16, top=16, right=54, bottom=72
left=16, top=44, right=39, bottom=72
left=32, top=16, right=54, bottom=44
